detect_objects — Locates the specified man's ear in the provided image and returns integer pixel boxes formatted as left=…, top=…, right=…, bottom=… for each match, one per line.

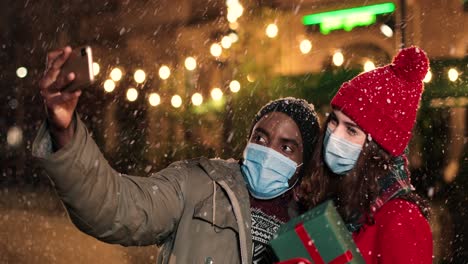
left=292, top=184, right=301, bottom=202
left=292, top=173, right=304, bottom=202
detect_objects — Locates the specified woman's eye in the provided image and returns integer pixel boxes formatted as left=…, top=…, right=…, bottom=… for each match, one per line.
left=347, top=127, right=358, bottom=136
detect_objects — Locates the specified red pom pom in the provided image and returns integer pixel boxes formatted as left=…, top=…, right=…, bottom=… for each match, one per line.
left=392, top=46, right=429, bottom=82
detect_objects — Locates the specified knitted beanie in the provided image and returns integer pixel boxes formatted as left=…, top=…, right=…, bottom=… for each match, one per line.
left=331, top=46, right=429, bottom=156
left=250, top=97, right=320, bottom=163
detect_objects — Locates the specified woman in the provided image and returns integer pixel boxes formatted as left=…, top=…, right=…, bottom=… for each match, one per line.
left=298, top=46, right=433, bottom=263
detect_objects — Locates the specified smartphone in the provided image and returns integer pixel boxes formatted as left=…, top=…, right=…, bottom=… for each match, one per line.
left=60, top=46, right=94, bottom=92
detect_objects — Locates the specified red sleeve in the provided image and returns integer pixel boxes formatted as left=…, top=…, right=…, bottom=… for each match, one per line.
left=376, top=199, right=433, bottom=264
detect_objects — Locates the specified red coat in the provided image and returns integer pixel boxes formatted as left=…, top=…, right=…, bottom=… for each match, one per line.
left=353, top=199, right=433, bottom=264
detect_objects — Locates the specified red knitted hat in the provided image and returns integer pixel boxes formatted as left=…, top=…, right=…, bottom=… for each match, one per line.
left=331, top=46, right=429, bottom=156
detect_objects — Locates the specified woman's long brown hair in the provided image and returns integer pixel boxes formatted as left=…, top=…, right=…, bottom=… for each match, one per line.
left=297, top=115, right=430, bottom=225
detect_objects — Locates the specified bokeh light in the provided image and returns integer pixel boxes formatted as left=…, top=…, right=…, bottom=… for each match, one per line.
left=211, top=88, right=223, bottom=101
left=332, top=51, right=344, bottom=66
left=134, top=69, right=146, bottom=83
left=191, top=93, right=203, bottom=106
left=221, top=36, right=232, bottom=49
left=364, top=60, right=376, bottom=72
left=229, top=80, right=241, bottom=93
left=448, top=68, right=459, bottom=82
left=423, top=70, right=432, bottom=83
left=110, top=68, right=123, bottom=81
left=148, top=93, right=161, bottom=106
left=92, top=62, right=100, bottom=76
left=103, top=79, right=116, bottom=92
left=210, top=43, right=222, bottom=57
left=16, top=67, right=27, bottom=78
left=7, top=126, right=23, bottom=147
left=185, top=57, right=197, bottom=71
left=171, top=95, right=182, bottom=108
left=266, top=24, right=278, bottom=38
left=380, top=24, right=393, bottom=37
left=126, top=88, right=138, bottom=101
left=159, top=65, right=171, bottom=80
left=299, top=39, right=312, bottom=54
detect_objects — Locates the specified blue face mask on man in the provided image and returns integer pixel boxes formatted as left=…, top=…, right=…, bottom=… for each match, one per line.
left=323, top=127, right=363, bottom=175
left=241, top=143, right=302, bottom=200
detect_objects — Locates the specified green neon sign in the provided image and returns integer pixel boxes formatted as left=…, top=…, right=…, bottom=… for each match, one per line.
left=302, top=2, right=396, bottom=34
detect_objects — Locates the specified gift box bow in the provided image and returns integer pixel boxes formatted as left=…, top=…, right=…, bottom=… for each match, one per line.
left=275, top=223, right=354, bottom=264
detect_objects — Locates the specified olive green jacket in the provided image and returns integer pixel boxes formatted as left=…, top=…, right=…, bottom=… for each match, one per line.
left=32, top=116, right=253, bottom=263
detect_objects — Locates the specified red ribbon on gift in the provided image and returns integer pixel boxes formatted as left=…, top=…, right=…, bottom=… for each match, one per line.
left=276, top=223, right=354, bottom=264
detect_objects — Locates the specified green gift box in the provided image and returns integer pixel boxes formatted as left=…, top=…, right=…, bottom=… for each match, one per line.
left=269, top=200, right=365, bottom=264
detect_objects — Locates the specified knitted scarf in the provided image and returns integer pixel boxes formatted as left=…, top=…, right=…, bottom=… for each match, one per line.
left=346, top=153, right=414, bottom=232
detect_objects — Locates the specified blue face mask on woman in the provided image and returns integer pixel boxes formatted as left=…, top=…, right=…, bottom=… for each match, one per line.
left=241, top=143, right=301, bottom=200
left=323, top=127, right=363, bottom=175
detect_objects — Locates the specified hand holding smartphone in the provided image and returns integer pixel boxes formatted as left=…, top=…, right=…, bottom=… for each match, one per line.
left=59, top=46, right=94, bottom=92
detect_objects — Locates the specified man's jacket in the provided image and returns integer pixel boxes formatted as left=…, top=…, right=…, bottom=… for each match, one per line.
left=32, top=116, right=253, bottom=263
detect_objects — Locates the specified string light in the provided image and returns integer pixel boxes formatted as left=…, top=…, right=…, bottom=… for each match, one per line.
left=210, top=43, right=222, bottom=57
left=185, top=57, right=197, bottom=71
left=148, top=93, right=161, bottom=106
left=332, top=51, right=344, bottom=66
left=229, top=22, right=239, bottom=30
left=7, top=126, right=23, bottom=147
left=227, top=12, right=238, bottom=23
left=448, top=68, right=459, bottom=82
left=126, top=88, right=138, bottom=101
left=229, top=80, right=241, bottom=93
left=159, top=65, right=171, bottom=80
left=110, top=68, right=123, bottom=81
left=16, top=67, right=27, bottom=78
left=92, top=62, right=100, bottom=76
left=226, top=0, right=243, bottom=22
left=380, top=24, right=393, bottom=37
left=104, top=79, right=116, bottom=92
left=423, top=71, right=432, bottom=83
left=171, top=95, right=182, bottom=108
left=229, top=4, right=243, bottom=19
left=32, top=23, right=465, bottom=113
left=299, top=39, right=312, bottom=54
left=266, top=23, right=278, bottom=38
left=134, top=69, right=146, bottom=83
left=247, top=74, right=255, bottom=82
left=221, top=36, right=232, bottom=49
left=364, top=60, right=376, bottom=72
left=191, top=93, right=203, bottom=106
left=211, top=88, right=223, bottom=100
left=229, top=32, right=239, bottom=43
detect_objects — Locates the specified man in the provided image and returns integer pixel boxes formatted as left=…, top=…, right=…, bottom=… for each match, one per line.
left=33, top=46, right=320, bottom=263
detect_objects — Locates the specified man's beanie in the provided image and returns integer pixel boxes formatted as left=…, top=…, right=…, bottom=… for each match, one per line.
left=250, top=97, right=320, bottom=163
left=331, top=46, right=429, bottom=156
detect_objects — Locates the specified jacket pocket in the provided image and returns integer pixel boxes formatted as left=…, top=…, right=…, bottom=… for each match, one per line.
left=193, top=183, right=239, bottom=233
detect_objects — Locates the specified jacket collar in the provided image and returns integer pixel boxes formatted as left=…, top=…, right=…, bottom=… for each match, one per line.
left=198, top=157, right=252, bottom=264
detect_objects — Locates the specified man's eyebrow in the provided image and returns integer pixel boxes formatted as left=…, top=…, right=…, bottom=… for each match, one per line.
left=253, top=127, right=270, bottom=137
left=280, top=137, right=300, bottom=148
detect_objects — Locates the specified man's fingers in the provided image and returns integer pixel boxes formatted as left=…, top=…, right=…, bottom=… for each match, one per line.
left=44, top=90, right=81, bottom=107
left=46, top=49, right=65, bottom=70
left=40, top=69, right=60, bottom=91
left=41, top=46, right=72, bottom=93
left=51, top=46, right=72, bottom=70
left=50, top=73, right=74, bottom=93
left=42, top=72, right=75, bottom=94
left=61, top=89, right=82, bottom=101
